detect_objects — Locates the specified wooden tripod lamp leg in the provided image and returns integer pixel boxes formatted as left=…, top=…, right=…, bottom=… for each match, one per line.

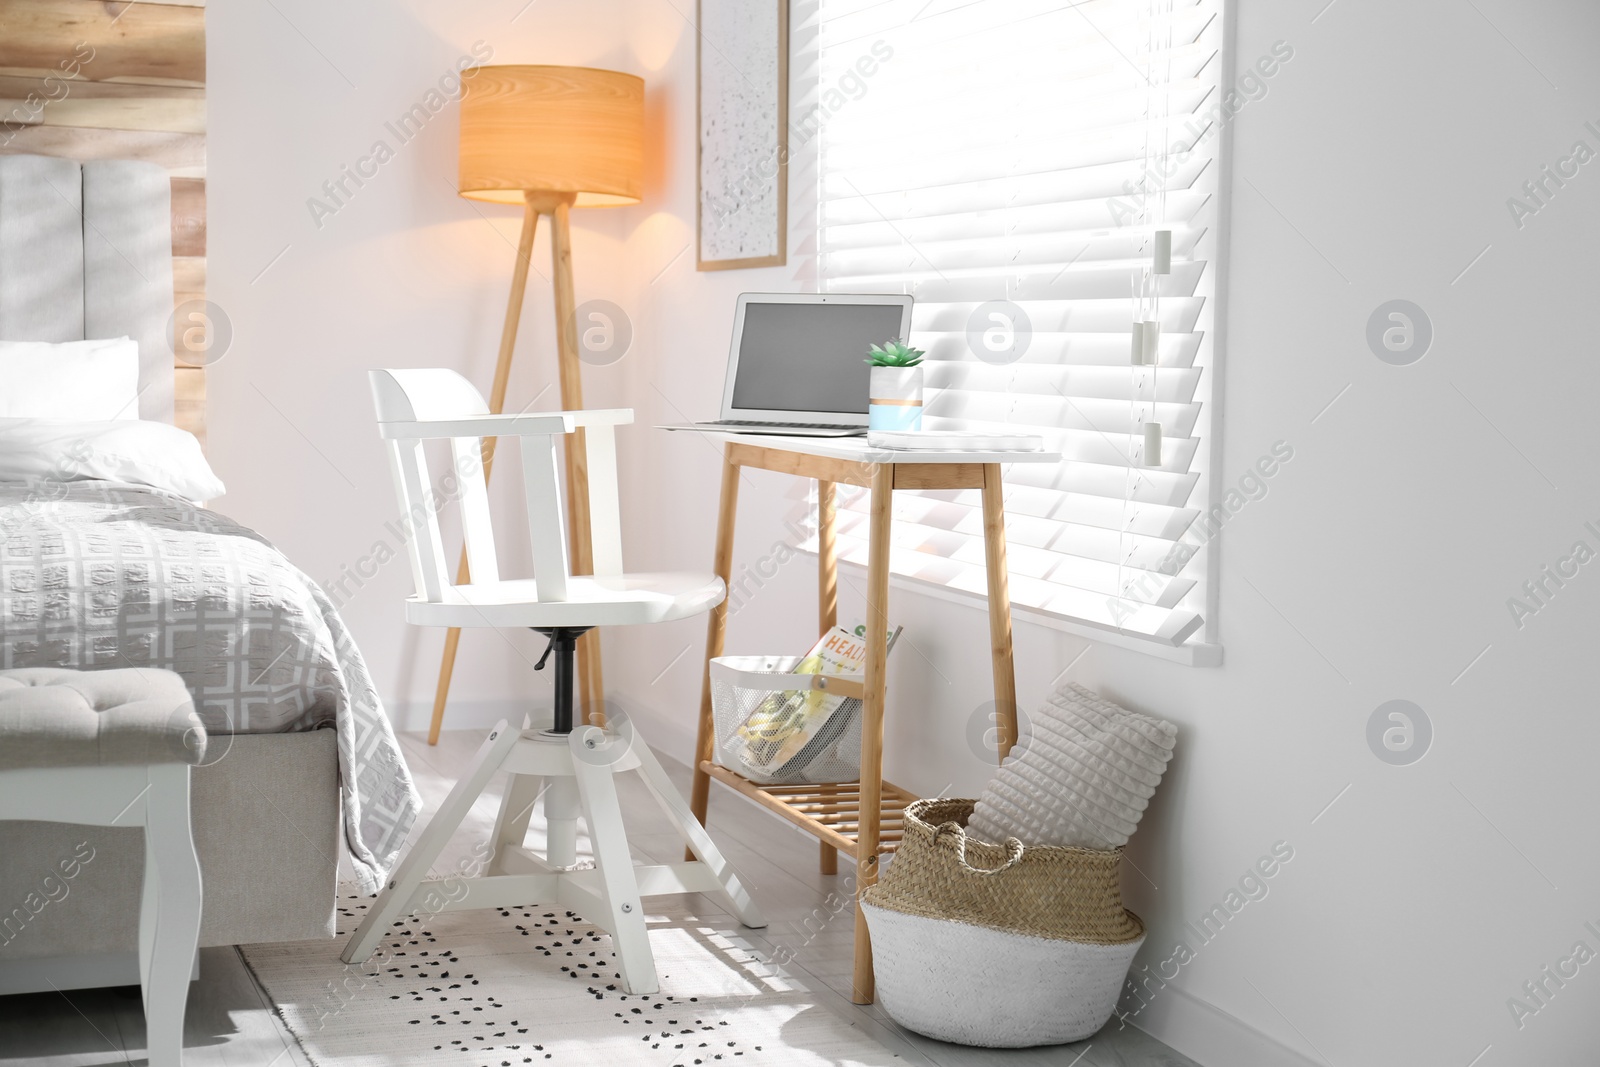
left=427, top=196, right=540, bottom=746
left=427, top=195, right=608, bottom=743
left=548, top=200, right=606, bottom=728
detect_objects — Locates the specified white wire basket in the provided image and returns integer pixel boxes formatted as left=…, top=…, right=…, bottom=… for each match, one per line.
left=709, top=655, right=867, bottom=785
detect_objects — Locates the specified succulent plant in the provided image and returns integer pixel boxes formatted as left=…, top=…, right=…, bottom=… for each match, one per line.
left=866, top=339, right=926, bottom=368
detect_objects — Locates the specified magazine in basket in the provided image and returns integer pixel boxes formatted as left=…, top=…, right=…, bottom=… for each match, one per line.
left=734, top=625, right=899, bottom=779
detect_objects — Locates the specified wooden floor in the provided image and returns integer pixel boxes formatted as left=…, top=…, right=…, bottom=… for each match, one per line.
left=0, top=729, right=1200, bottom=1067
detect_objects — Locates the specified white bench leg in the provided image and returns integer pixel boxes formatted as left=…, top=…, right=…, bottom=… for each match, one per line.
left=570, top=754, right=657, bottom=995
left=141, top=764, right=201, bottom=1067
left=342, top=721, right=519, bottom=964
left=632, top=741, right=766, bottom=929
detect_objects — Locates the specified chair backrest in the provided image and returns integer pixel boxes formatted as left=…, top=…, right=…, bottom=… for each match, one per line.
left=369, top=368, right=628, bottom=605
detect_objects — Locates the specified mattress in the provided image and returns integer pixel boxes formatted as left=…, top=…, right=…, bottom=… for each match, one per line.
left=0, top=480, right=420, bottom=892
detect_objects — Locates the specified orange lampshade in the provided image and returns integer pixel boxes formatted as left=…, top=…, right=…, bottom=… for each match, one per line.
left=458, top=65, right=644, bottom=207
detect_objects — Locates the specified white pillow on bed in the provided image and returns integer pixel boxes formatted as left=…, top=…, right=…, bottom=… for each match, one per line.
left=0, top=418, right=225, bottom=502
left=0, top=337, right=141, bottom=421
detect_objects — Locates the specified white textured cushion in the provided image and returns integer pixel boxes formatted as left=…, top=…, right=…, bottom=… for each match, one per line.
left=0, top=417, right=225, bottom=502
left=0, top=337, right=140, bottom=420
left=967, top=683, right=1176, bottom=851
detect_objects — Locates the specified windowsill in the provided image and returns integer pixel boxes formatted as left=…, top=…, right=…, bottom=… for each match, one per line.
left=834, top=557, right=1224, bottom=668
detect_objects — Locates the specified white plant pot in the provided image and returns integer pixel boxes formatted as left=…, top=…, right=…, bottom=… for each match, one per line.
left=869, top=365, right=924, bottom=431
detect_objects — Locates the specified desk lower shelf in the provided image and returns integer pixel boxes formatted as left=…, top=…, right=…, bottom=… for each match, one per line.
left=699, top=762, right=918, bottom=858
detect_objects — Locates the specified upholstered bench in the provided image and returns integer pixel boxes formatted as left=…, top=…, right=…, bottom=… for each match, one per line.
left=0, top=668, right=205, bottom=1067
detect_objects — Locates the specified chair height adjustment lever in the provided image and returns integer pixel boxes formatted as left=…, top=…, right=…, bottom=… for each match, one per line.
left=535, top=633, right=557, bottom=671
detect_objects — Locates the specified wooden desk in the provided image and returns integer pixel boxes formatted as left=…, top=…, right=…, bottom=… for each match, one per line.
left=685, top=434, right=1061, bottom=1003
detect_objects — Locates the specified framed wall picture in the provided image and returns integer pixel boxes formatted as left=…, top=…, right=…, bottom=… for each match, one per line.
left=696, top=0, right=789, bottom=271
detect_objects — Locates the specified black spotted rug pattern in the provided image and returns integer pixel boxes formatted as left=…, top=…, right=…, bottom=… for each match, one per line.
left=239, top=889, right=901, bottom=1067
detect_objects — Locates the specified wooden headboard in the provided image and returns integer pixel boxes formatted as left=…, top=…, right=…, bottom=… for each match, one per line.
left=0, top=0, right=206, bottom=443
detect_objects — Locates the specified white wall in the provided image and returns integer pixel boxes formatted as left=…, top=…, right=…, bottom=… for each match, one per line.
left=210, top=1, right=1600, bottom=1063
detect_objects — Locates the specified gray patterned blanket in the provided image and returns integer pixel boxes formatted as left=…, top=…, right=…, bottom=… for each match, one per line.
left=0, top=480, right=420, bottom=893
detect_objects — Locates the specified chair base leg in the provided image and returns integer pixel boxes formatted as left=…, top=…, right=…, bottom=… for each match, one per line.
left=628, top=735, right=766, bottom=929
left=572, top=753, right=656, bottom=994
left=342, top=722, right=521, bottom=964
left=343, top=724, right=766, bottom=996
left=488, top=771, right=543, bottom=875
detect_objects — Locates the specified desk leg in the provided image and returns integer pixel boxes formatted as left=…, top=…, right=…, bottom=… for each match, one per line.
left=981, top=463, right=1019, bottom=761
left=817, top=479, right=840, bottom=876
left=852, top=462, right=893, bottom=1004
left=689, top=451, right=741, bottom=858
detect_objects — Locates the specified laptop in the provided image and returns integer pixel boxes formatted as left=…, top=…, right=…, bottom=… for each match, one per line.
left=658, top=292, right=914, bottom=437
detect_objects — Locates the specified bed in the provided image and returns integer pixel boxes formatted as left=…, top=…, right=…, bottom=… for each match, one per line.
left=0, top=154, right=420, bottom=993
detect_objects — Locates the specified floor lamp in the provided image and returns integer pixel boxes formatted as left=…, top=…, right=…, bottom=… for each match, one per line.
left=427, top=65, right=645, bottom=744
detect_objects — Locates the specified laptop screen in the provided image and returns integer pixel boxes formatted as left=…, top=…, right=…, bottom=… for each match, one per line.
left=730, top=300, right=907, bottom=415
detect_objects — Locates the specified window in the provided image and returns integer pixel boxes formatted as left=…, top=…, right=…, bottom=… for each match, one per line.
left=812, top=0, right=1225, bottom=651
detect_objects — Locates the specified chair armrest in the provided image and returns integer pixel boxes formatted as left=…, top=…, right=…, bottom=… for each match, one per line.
left=559, top=408, right=634, bottom=428
left=378, top=409, right=633, bottom=440
left=378, top=412, right=576, bottom=440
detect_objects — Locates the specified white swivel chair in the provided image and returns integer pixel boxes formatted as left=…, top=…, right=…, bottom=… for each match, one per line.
left=342, top=369, right=764, bottom=994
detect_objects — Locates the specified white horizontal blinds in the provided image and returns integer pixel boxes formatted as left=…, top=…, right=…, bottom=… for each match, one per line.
left=816, top=0, right=1221, bottom=644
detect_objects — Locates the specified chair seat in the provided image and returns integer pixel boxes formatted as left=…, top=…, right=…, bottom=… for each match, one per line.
left=404, top=571, right=726, bottom=629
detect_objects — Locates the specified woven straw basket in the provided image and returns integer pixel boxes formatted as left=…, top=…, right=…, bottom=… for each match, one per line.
left=861, top=798, right=1144, bottom=1047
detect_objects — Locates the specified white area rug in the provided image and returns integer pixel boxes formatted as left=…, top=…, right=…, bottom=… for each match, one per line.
left=241, top=889, right=901, bottom=1067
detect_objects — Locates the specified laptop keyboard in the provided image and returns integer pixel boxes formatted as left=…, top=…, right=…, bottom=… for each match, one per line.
left=712, top=419, right=856, bottom=430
